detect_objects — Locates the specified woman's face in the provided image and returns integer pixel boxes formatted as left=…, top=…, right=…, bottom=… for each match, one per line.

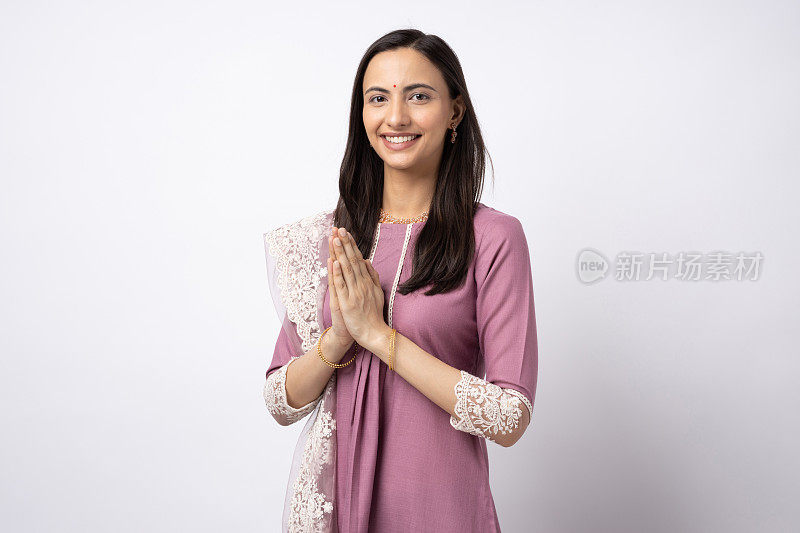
left=362, top=48, right=464, bottom=173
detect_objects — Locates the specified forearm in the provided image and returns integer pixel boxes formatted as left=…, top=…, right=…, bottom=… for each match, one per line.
left=364, top=327, right=530, bottom=447
left=365, top=327, right=462, bottom=417
left=284, top=333, right=353, bottom=408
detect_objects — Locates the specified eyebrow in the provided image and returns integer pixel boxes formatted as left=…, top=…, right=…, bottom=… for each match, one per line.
left=364, top=83, right=438, bottom=95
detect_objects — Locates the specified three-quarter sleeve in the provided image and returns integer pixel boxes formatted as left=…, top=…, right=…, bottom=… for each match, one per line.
left=263, top=316, right=323, bottom=426
left=449, top=215, right=538, bottom=446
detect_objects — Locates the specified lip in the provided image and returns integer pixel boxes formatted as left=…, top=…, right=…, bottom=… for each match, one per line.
left=380, top=133, right=421, bottom=151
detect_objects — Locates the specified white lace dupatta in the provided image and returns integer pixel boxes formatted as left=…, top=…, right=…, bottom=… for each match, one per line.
left=263, top=208, right=339, bottom=533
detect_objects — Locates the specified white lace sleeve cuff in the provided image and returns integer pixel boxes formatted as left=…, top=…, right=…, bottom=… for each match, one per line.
left=449, top=370, right=534, bottom=444
left=264, top=356, right=322, bottom=425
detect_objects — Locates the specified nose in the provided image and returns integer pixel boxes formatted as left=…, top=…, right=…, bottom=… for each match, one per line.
left=386, top=96, right=410, bottom=127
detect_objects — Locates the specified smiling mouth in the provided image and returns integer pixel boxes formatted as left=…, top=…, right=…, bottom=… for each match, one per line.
left=380, top=134, right=421, bottom=150
left=382, top=134, right=420, bottom=143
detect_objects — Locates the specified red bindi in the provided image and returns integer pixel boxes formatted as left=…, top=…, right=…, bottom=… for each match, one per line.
left=393, top=84, right=396, bottom=87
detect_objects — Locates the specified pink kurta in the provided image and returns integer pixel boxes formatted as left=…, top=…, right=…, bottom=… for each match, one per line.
left=266, top=202, right=538, bottom=532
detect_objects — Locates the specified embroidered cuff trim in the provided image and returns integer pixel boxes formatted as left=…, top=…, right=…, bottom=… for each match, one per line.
left=449, top=370, right=533, bottom=441
left=264, top=356, right=322, bottom=425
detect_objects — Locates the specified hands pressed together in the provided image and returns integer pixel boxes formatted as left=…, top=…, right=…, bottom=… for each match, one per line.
left=326, top=226, right=390, bottom=358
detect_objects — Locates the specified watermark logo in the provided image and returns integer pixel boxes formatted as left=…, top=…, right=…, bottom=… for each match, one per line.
left=576, top=249, right=763, bottom=284
left=577, top=248, right=610, bottom=284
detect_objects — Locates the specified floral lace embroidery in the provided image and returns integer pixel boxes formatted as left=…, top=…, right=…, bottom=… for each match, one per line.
left=264, top=356, right=323, bottom=425
left=264, top=209, right=337, bottom=532
left=287, top=374, right=336, bottom=532
left=264, top=210, right=330, bottom=353
left=450, top=370, right=534, bottom=441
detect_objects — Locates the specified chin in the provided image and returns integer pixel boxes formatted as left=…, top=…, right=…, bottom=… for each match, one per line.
left=382, top=156, right=419, bottom=170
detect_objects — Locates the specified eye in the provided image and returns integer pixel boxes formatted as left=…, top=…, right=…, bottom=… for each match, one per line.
left=411, top=93, right=430, bottom=102
left=368, top=95, right=386, bottom=103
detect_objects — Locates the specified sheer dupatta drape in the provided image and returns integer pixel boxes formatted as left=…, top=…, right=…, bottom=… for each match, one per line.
left=263, top=208, right=339, bottom=533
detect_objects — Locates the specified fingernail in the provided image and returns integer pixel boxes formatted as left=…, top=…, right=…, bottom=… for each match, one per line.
left=338, top=227, right=347, bottom=237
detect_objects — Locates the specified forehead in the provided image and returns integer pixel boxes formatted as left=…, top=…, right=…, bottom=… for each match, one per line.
left=363, top=48, right=445, bottom=89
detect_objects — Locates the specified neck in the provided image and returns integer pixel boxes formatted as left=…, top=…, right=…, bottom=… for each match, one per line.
left=381, top=165, right=436, bottom=218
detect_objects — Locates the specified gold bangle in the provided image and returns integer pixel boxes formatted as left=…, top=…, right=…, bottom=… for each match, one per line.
left=317, top=326, right=358, bottom=368
left=388, top=328, right=397, bottom=371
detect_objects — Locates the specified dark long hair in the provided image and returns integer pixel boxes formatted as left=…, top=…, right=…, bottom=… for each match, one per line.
left=334, top=28, right=494, bottom=296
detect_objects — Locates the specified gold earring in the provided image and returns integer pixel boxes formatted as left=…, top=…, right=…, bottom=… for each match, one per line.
left=450, top=122, right=458, bottom=144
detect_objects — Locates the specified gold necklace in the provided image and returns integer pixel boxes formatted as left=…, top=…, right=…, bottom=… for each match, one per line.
left=379, top=208, right=429, bottom=224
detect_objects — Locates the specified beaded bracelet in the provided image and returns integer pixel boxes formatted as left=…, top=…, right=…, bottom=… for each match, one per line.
left=317, top=326, right=358, bottom=368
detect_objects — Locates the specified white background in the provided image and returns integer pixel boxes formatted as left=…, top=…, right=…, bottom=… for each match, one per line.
left=1, top=1, right=798, bottom=531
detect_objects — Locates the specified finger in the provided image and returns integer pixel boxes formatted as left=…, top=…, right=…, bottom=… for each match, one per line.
left=346, top=231, right=365, bottom=259
left=337, top=228, right=361, bottom=277
left=332, top=256, right=349, bottom=299
left=354, top=247, right=372, bottom=281
left=334, top=228, right=370, bottom=288
left=333, top=228, right=357, bottom=290
left=328, top=234, right=338, bottom=294
left=340, top=228, right=370, bottom=281
left=365, top=259, right=380, bottom=286
left=332, top=228, right=345, bottom=278
left=328, top=234, right=337, bottom=272
left=330, top=232, right=346, bottom=308
left=327, top=256, right=340, bottom=310
left=331, top=227, right=341, bottom=257
left=349, top=234, right=371, bottom=280
left=331, top=229, right=350, bottom=299
left=330, top=228, right=339, bottom=260
left=357, top=258, right=370, bottom=281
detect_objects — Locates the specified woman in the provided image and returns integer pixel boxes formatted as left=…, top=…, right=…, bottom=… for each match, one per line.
left=263, top=29, right=538, bottom=532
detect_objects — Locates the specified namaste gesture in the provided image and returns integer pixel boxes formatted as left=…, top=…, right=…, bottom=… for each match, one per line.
left=327, top=226, right=387, bottom=351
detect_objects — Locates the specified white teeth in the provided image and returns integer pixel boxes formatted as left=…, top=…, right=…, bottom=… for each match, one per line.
left=385, top=135, right=418, bottom=143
